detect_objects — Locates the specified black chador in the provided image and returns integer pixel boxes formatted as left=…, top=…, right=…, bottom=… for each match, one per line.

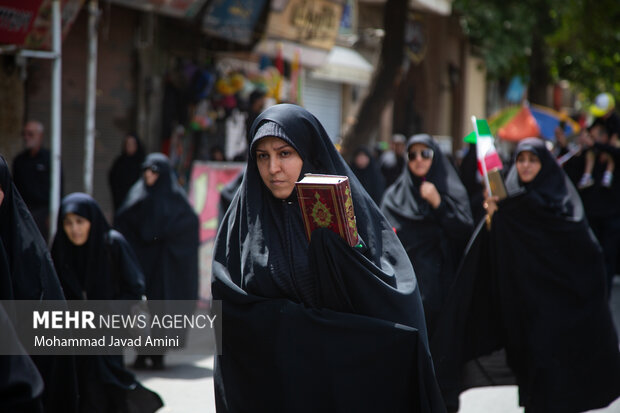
left=381, top=134, right=473, bottom=333
left=0, top=156, right=79, bottom=412
left=349, top=145, right=386, bottom=205
left=213, top=104, right=446, bottom=413
left=51, top=193, right=163, bottom=412
left=431, top=138, right=620, bottom=413
left=115, top=153, right=199, bottom=367
left=108, top=133, right=146, bottom=212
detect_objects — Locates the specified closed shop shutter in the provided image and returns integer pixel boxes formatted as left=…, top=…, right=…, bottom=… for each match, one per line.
left=302, top=75, right=342, bottom=142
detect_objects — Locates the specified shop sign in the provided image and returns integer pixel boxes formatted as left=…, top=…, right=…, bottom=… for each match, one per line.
left=202, top=0, right=268, bottom=45
left=265, top=0, right=343, bottom=51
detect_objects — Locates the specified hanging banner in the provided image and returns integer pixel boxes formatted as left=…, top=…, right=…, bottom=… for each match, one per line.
left=202, top=0, right=268, bottom=45
left=265, top=0, right=343, bottom=51
left=189, top=161, right=245, bottom=243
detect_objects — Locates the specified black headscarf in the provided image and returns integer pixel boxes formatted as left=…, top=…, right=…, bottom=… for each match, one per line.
left=52, top=193, right=111, bottom=299
left=431, top=138, right=620, bottom=412
left=0, top=156, right=79, bottom=413
left=504, top=137, right=581, bottom=218
left=52, top=193, right=145, bottom=301
left=108, top=133, right=146, bottom=212
left=213, top=104, right=446, bottom=412
left=349, top=145, right=386, bottom=205
left=381, top=134, right=473, bottom=332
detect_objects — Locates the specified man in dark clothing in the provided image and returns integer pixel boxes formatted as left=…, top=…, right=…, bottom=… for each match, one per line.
left=12, top=121, right=55, bottom=240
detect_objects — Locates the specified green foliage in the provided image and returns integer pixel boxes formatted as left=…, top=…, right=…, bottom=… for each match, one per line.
left=454, top=0, right=620, bottom=100
left=547, top=0, right=620, bottom=98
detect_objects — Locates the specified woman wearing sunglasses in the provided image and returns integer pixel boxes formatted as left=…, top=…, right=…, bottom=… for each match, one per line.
left=381, top=134, right=473, bottom=334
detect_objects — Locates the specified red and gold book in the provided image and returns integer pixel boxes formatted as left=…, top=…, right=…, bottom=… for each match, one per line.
left=295, top=174, right=359, bottom=247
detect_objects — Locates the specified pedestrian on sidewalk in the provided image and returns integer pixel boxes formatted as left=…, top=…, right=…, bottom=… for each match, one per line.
left=431, top=138, right=620, bottom=413
left=115, top=153, right=199, bottom=371
left=108, top=132, right=145, bottom=213
left=12, top=120, right=63, bottom=240
left=52, top=193, right=163, bottom=412
left=212, top=104, right=446, bottom=412
left=381, top=133, right=473, bottom=334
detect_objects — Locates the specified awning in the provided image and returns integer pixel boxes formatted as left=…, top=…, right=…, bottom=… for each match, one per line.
left=410, top=0, right=452, bottom=16
left=359, top=0, right=452, bottom=16
left=310, top=46, right=374, bottom=86
left=108, top=0, right=207, bottom=19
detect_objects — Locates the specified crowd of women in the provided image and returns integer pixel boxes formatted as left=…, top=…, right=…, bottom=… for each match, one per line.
left=2, top=102, right=620, bottom=412
left=213, top=104, right=620, bottom=413
left=1, top=133, right=198, bottom=411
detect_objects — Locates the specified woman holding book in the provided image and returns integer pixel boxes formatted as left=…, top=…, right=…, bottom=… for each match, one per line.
left=431, top=138, right=620, bottom=412
left=380, top=134, right=474, bottom=334
left=212, top=104, right=446, bottom=412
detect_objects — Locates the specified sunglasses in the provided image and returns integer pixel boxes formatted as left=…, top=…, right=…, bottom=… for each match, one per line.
left=408, top=148, right=434, bottom=161
left=143, top=165, right=160, bottom=173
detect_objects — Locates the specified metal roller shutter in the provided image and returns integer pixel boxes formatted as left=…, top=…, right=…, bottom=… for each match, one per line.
left=302, top=75, right=342, bottom=143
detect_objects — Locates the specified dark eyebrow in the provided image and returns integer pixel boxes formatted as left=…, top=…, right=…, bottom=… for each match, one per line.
left=256, top=144, right=293, bottom=152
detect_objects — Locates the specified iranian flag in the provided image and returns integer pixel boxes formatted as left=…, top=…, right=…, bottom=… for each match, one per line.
left=464, top=118, right=503, bottom=176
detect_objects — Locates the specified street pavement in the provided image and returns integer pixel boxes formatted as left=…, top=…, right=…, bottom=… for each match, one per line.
left=129, top=278, right=620, bottom=412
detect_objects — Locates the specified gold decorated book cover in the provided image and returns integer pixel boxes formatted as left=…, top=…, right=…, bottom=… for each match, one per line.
left=295, top=174, right=359, bottom=247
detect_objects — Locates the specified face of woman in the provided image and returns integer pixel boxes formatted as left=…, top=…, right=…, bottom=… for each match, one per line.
left=63, top=212, right=91, bottom=246
left=516, top=150, right=542, bottom=183
left=407, top=143, right=433, bottom=177
left=143, top=168, right=159, bottom=187
left=354, top=151, right=370, bottom=169
left=255, top=137, right=303, bottom=199
left=125, top=136, right=138, bottom=156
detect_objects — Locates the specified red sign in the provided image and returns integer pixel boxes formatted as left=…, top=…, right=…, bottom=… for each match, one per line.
left=0, top=1, right=44, bottom=46
left=0, top=0, right=84, bottom=49
left=189, top=162, right=244, bottom=243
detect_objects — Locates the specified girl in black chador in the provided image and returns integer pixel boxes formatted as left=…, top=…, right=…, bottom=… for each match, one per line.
left=115, top=153, right=199, bottom=370
left=212, top=104, right=446, bottom=412
left=108, top=133, right=145, bottom=212
left=0, top=155, right=79, bottom=412
left=381, top=134, right=474, bottom=334
left=51, top=193, right=163, bottom=413
left=431, top=138, right=620, bottom=413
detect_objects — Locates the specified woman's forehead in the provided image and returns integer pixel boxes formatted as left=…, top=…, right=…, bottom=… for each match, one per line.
left=255, top=136, right=290, bottom=150
left=517, top=150, right=539, bottom=159
left=409, top=143, right=430, bottom=150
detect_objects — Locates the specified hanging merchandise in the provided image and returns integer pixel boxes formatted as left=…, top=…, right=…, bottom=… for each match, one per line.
left=225, top=109, right=247, bottom=160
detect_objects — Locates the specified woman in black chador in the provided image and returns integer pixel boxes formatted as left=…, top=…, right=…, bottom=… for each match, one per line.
left=431, top=138, right=620, bottom=413
left=115, top=153, right=199, bottom=370
left=51, top=193, right=163, bottom=412
left=349, top=145, right=386, bottom=205
left=0, top=156, right=79, bottom=412
left=213, top=104, right=446, bottom=413
left=381, top=134, right=473, bottom=333
left=108, top=133, right=146, bottom=212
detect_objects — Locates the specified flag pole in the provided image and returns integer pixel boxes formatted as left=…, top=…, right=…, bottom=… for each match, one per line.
left=472, top=116, right=493, bottom=197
